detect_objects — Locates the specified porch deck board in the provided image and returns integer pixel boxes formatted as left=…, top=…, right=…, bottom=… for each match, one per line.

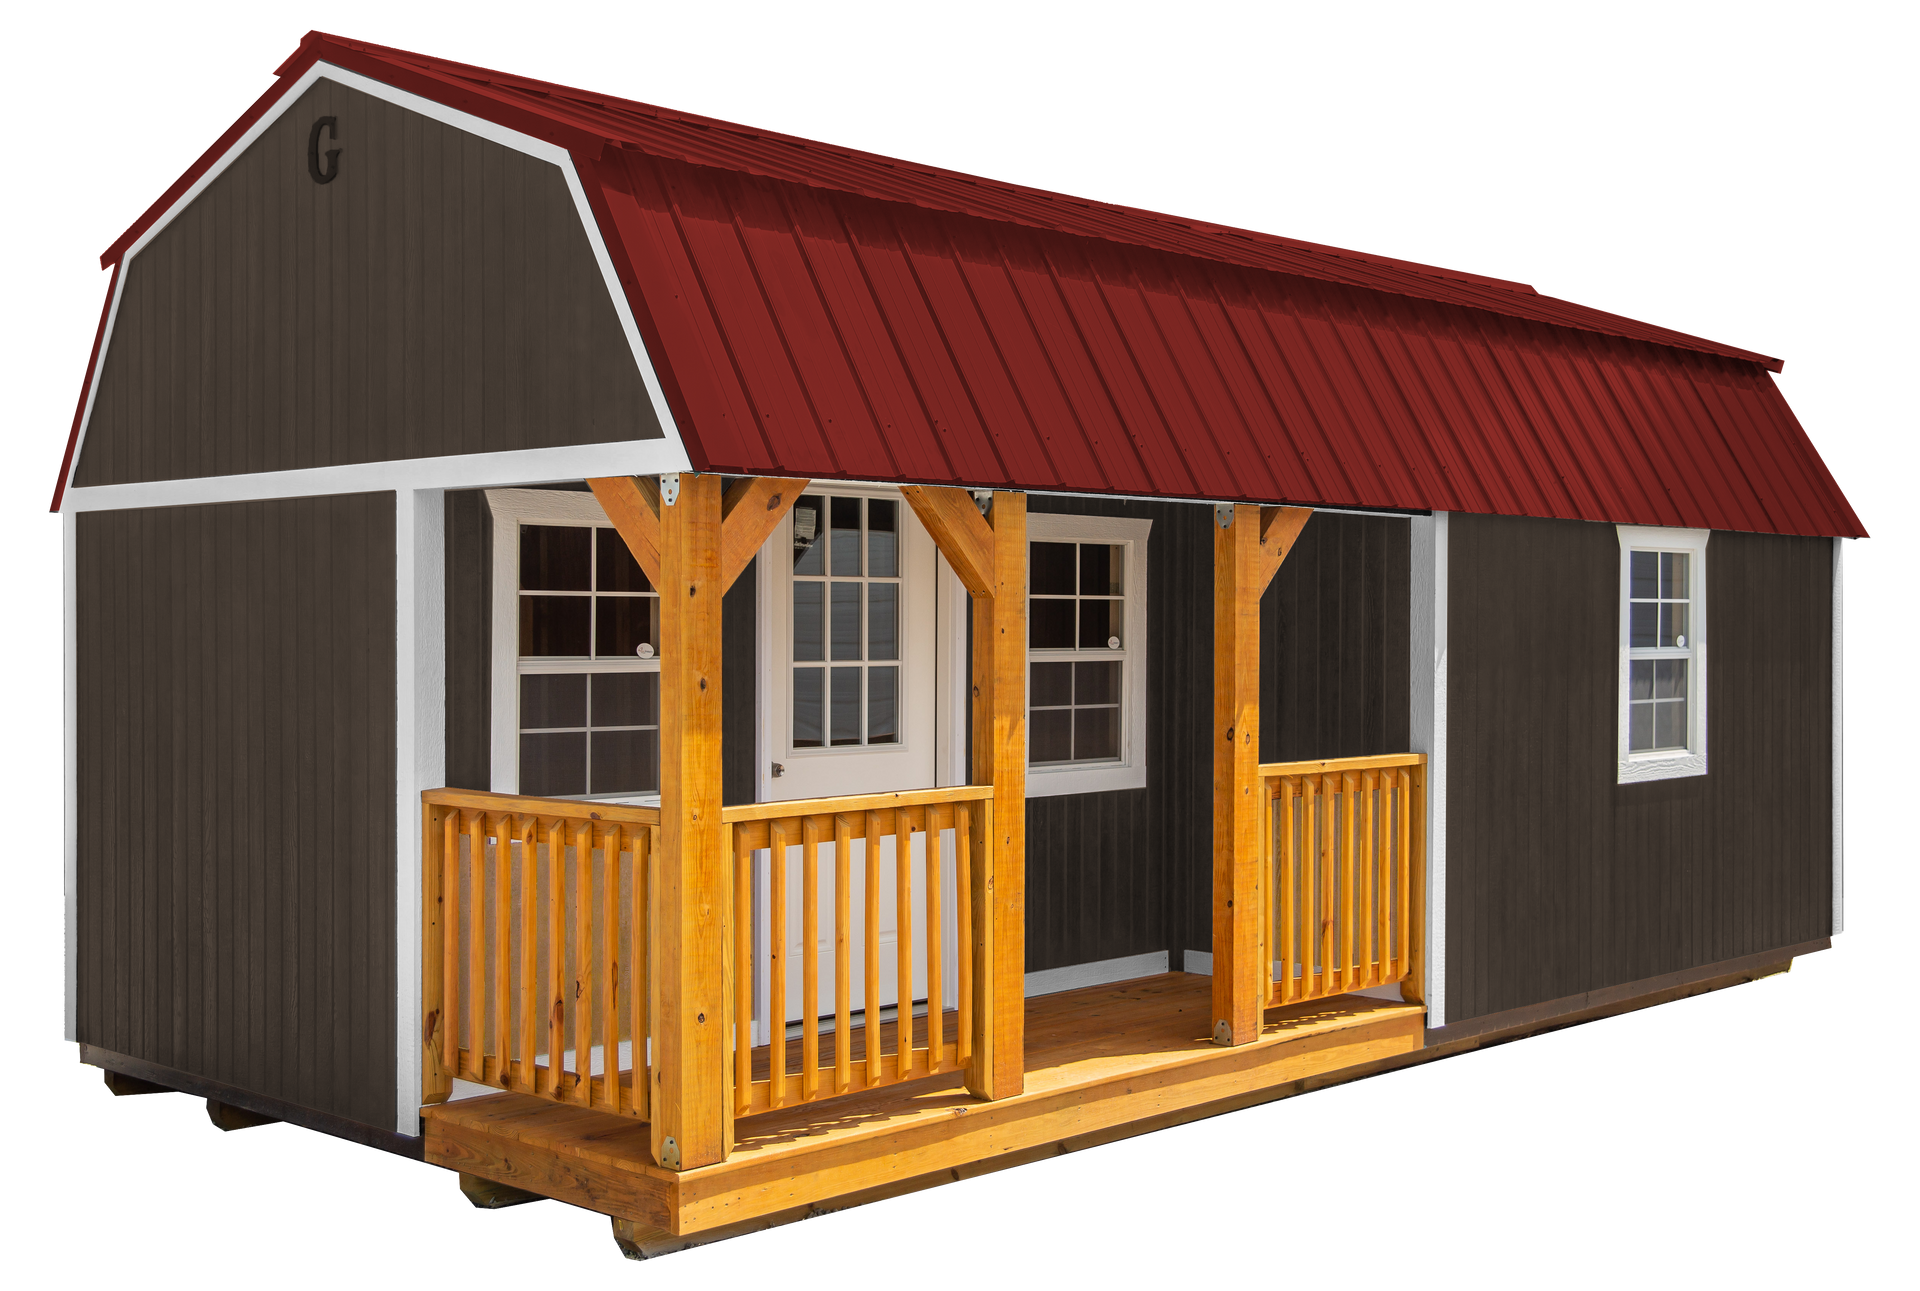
left=424, top=972, right=1424, bottom=1236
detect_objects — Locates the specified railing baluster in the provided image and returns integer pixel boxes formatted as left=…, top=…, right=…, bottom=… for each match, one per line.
left=1320, top=774, right=1337, bottom=997
left=573, top=821, right=593, bottom=1106
left=864, top=811, right=882, bottom=1087
left=634, top=825, right=650, bottom=1120
left=1376, top=774, right=1390, bottom=986
left=834, top=814, right=852, bottom=1096
left=801, top=818, right=821, bottom=1104
left=600, top=825, right=620, bottom=1113
left=546, top=820, right=565, bottom=1098
left=1339, top=773, right=1355, bottom=992
left=955, top=806, right=972, bottom=1069
left=1359, top=772, right=1375, bottom=990
left=1259, top=776, right=1274, bottom=1006
left=895, top=809, right=913, bottom=1076
left=517, top=816, right=538, bottom=1093
left=1296, top=780, right=1313, bottom=999
left=442, top=810, right=460, bottom=1075
left=492, top=814, right=512, bottom=1087
left=926, top=812, right=944, bottom=1070
left=1279, top=779, right=1296, bottom=1006
left=733, top=826, right=752, bottom=1118
left=464, top=812, right=485, bottom=1082
left=769, top=819, right=787, bottom=1110
left=1397, top=768, right=1412, bottom=982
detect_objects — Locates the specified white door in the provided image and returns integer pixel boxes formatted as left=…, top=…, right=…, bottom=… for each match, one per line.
left=755, top=487, right=958, bottom=1036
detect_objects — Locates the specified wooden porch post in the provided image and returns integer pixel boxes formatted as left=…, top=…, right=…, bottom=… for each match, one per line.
left=900, top=485, right=1026, bottom=1100
left=1212, top=504, right=1313, bottom=1047
left=974, top=492, right=1026, bottom=1099
left=652, top=472, right=728, bottom=1169
left=1212, top=504, right=1264, bottom=1047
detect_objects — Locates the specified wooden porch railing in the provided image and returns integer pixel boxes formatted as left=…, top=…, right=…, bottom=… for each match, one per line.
left=1261, top=754, right=1426, bottom=1008
left=724, top=785, right=993, bottom=1116
left=421, top=789, right=658, bottom=1118
left=422, top=783, right=996, bottom=1125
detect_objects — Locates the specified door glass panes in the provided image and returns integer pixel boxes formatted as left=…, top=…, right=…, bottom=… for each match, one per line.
left=1626, top=548, right=1693, bottom=753
left=792, top=495, right=903, bottom=749
left=517, top=524, right=662, bottom=798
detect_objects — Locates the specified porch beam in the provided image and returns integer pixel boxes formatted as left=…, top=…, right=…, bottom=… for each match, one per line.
left=588, top=475, right=663, bottom=587
left=901, top=485, right=996, bottom=597
left=965, top=491, right=1026, bottom=1100
left=1212, top=503, right=1285, bottom=1047
left=653, top=473, right=730, bottom=1169
left=719, top=477, right=809, bottom=593
left=1257, top=506, right=1314, bottom=592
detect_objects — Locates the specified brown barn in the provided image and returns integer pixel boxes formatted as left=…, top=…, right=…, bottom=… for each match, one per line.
left=56, top=31, right=1859, bottom=1256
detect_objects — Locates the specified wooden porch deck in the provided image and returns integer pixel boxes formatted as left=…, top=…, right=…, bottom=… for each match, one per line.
left=424, top=972, right=1424, bottom=1248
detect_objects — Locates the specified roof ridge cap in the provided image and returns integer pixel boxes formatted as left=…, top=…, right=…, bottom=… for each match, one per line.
left=315, top=31, right=1543, bottom=300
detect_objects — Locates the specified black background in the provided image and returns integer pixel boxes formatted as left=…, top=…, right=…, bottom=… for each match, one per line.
left=37, top=20, right=1881, bottom=1267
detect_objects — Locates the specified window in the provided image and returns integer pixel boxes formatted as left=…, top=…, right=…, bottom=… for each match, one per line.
left=1025, top=512, right=1151, bottom=797
left=489, top=490, right=661, bottom=801
left=1616, top=525, right=1708, bottom=783
left=789, top=493, right=901, bottom=749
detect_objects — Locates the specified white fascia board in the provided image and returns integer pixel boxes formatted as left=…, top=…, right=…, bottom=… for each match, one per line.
left=62, top=439, right=689, bottom=514
left=57, top=59, right=691, bottom=512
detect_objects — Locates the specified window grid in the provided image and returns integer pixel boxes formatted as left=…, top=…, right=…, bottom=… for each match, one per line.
left=1028, top=540, right=1126, bottom=767
left=790, top=494, right=902, bottom=750
left=1626, top=548, right=1691, bottom=754
left=517, top=523, right=662, bottom=799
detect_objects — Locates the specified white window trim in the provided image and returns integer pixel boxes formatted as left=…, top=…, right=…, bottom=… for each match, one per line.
left=486, top=487, right=662, bottom=800
left=1616, top=524, right=1710, bottom=784
left=1025, top=512, right=1152, bottom=798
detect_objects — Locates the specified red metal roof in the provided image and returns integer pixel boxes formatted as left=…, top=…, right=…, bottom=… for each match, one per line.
left=57, top=32, right=1864, bottom=538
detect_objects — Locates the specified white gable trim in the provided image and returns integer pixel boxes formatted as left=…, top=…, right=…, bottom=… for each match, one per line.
left=56, top=58, right=690, bottom=512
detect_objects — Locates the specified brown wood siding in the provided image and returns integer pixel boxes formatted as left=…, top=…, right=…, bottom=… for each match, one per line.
left=443, top=489, right=492, bottom=790
left=75, top=77, right=658, bottom=488
left=1262, top=514, right=1411, bottom=762
left=74, top=494, right=397, bottom=1129
left=1018, top=500, right=1410, bottom=971
left=722, top=556, right=759, bottom=808
left=1445, top=514, right=1833, bottom=1024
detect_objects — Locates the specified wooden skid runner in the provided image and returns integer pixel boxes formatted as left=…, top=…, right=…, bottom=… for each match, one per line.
left=424, top=974, right=1423, bottom=1237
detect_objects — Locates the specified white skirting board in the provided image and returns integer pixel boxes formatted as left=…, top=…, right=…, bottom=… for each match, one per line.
left=1180, top=951, right=1404, bottom=1002
left=1024, top=951, right=1169, bottom=997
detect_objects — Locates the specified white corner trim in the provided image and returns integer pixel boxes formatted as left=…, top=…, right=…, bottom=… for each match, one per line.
left=63, top=510, right=78, bottom=1043
left=59, top=59, right=691, bottom=510
left=394, top=489, right=446, bottom=1134
left=1614, top=525, right=1710, bottom=785
left=1410, top=512, right=1448, bottom=1029
left=1182, top=949, right=1212, bottom=975
left=1833, top=537, right=1844, bottom=936
left=1026, top=951, right=1169, bottom=997
left=1024, top=511, right=1153, bottom=798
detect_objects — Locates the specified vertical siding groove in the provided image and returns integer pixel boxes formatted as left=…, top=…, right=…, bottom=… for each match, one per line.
left=75, top=495, right=397, bottom=1127
left=74, top=77, right=659, bottom=489
left=1445, top=515, right=1832, bottom=1024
